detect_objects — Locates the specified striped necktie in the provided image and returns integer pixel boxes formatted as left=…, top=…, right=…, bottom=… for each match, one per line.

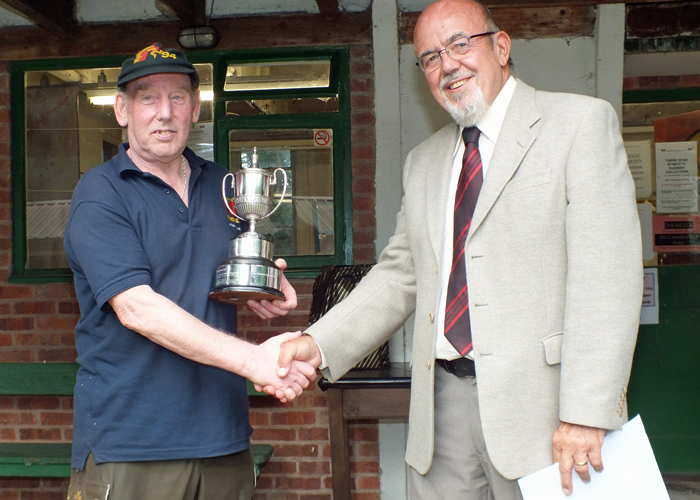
left=444, top=126, right=483, bottom=356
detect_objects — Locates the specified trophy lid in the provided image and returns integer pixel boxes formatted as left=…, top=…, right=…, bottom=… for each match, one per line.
left=243, top=147, right=261, bottom=171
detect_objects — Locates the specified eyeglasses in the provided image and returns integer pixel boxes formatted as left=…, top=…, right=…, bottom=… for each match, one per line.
left=416, top=32, right=497, bottom=72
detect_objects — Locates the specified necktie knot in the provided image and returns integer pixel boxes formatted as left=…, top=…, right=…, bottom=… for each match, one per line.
left=462, top=126, right=480, bottom=146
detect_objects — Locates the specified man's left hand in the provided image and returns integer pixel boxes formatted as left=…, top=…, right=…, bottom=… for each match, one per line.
left=247, top=258, right=297, bottom=319
left=552, top=422, right=606, bottom=496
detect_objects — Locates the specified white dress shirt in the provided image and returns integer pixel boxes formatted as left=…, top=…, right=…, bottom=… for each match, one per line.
left=435, top=76, right=517, bottom=360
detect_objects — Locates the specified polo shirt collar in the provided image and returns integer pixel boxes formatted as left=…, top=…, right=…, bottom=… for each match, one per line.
left=115, top=143, right=208, bottom=178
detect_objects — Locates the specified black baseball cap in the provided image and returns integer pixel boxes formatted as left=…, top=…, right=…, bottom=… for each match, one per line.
left=117, top=43, right=199, bottom=88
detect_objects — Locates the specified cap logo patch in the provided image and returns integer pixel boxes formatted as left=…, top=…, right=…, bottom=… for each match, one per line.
left=134, top=43, right=178, bottom=64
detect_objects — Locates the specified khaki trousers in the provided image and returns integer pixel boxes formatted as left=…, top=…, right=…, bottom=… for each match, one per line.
left=67, top=449, right=255, bottom=500
left=409, top=367, right=524, bottom=500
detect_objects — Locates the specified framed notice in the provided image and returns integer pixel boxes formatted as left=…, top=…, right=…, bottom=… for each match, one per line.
left=654, top=142, right=698, bottom=214
left=653, top=215, right=700, bottom=253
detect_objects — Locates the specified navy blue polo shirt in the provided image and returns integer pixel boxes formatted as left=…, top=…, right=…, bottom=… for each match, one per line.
left=64, top=144, right=252, bottom=469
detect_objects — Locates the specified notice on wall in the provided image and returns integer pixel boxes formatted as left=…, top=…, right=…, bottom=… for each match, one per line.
left=187, top=122, right=215, bottom=162
left=653, top=215, right=700, bottom=253
left=640, top=268, right=659, bottom=325
left=637, top=203, right=654, bottom=261
left=655, top=142, right=698, bottom=214
left=625, top=141, right=653, bottom=199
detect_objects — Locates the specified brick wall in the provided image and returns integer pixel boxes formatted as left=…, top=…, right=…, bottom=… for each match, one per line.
left=0, top=39, right=380, bottom=500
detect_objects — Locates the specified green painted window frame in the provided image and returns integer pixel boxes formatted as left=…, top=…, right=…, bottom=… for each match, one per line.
left=9, top=47, right=353, bottom=283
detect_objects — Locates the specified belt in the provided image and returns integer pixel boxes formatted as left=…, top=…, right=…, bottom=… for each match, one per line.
left=436, top=357, right=476, bottom=378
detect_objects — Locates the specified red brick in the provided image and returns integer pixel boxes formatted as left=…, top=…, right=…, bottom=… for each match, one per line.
left=0, top=317, right=34, bottom=331
left=349, top=426, right=378, bottom=441
left=352, top=230, right=375, bottom=246
left=0, top=428, right=16, bottom=440
left=0, top=491, right=20, bottom=499
left=349, top=460, right=379, bottom=474
left=19, top=428, right=62, bottom=440
left=298, top=427, right=329, bottom=441
left=35, top=316, right=78, bottom=331
left=0, top=333, right=13, bottom=346
left=350, top=62, right=372, bottom=75
left=275, top=477, right=322, bottom=490
left=351, top=493, right=381, bottom=500
left=64, top=428, right=73, bottom=441
left=58, top=301, right=80, bottom=314
left=271, top=411, right=316, bottom=426
left=250, top=411, right=270, bottom=426
left=18, top=492, right=65, bottom=500
left=15, top=333, right=61, bottom=347
left=0, top=302, right=11, bottom=315
left=0, top=396, right=15, bottom=409
left=351, top=178, right=375, bottom=194
left=37, top=349, right=78, bottom=362
left=252, top=428, right=296, bottom=441
left=254, top=476, right=274, bottom=490
left=350, top=45, right=371, bottom=58
left=352, top=145, right=374, bottom=161
left=356, top=476, right=380, bottom=490
left=261, top=460, right=297, bottom=474
left=269, top=314, right=311, bottom=328
left=680, top=74, right=700, bottom=87
left=34, top=284, right=75, bottom=299
left=352, top=195, right=375, bottom=212
left=0, top=412, right=37, bottom=425
left=351, top=95, right=374, bottom=111
left=299, top=495, right=331, bottom=500
left=351, top=78, right=372, bottom=93
left=298, top=460, right=331, bottom=475
left=351, top=162, right=375, bottom=177
left=273, top=444, right=319, bottom=458
left=17, top=397, right=60, bottom=410
left=351, top=112, right=375, bottom=127
left=287, top=280, right=314, bottom=296
left=353, top=212, right=376, bottom=230
left=0, top=478, right=41, bottom=488
left=40, top=411, right=73, bottom=425
left=0, top=285, right=30, bottom=301
left=0, top=350, right=35, bottom=362
left=351, top=127, right=375, bottom=145
left=356, top=443, right=379, bottom=457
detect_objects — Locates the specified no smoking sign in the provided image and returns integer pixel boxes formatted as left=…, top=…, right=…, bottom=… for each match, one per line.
left=313, top=129, right=332, bottom=147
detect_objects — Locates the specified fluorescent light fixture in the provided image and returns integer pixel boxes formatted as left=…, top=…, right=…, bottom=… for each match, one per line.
left=88, top=90, right=214, bottom=106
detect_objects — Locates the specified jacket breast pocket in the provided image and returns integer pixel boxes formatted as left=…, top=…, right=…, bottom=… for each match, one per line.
left=541, top=332, right=563, bottom=365
left=501, top=169, right=551, bottom=198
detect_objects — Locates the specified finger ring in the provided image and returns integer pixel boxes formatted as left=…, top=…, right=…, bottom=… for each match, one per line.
left=574, top=460, right=588, bottom=467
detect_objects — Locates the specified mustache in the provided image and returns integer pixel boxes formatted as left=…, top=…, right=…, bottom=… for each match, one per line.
left=439, top=71, right=476, bottom=90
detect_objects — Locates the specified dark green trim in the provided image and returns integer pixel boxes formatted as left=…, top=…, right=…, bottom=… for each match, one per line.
left=0, top=443, right=273, bottom=478
left=0, top=363, right=78, bottom=395
left=623, top=87, right=700, bottom=104
left=9, top=47, right=353, bottom=282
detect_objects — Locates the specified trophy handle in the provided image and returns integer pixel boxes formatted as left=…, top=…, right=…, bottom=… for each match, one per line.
left=264, top=168, right=288, bottom=219
left=222, top=173, right=237, bottom=217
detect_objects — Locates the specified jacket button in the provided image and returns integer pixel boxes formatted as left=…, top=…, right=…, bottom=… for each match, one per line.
left=426, top=361, right=431, bottom=370
left=429, top=313, right=434, bottom=322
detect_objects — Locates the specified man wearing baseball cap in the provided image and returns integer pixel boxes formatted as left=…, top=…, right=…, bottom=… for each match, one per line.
left=64, top=43, right=315, bottom=499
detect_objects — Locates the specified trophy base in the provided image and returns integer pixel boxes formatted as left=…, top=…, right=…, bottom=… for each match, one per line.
left=209, top=286, right=285, bottom=304
left=210, top=255, right=284, bottom=304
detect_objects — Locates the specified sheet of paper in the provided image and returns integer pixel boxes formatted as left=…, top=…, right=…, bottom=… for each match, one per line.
left=625, top=141, right=653, bottom=199
left=518, top=416, right=669, bottom=500
left=655, top=142, right=698, bottom=214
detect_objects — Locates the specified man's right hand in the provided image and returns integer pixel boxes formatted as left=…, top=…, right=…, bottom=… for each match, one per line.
left=278, top=334, right=323, bottom=377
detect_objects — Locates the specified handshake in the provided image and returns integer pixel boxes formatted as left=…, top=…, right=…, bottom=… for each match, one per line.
left=249, top=331, right=323, bottom=403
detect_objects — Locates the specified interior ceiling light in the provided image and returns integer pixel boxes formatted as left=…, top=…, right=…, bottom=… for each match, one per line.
left=178, top=26, right=220, bottom=50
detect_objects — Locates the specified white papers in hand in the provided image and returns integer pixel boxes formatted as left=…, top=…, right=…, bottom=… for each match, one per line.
left=517, top=415, right=669, bottom=500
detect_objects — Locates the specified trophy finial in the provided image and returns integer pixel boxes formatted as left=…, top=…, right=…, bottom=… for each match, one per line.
left=250, top=147, right=259, bottom=169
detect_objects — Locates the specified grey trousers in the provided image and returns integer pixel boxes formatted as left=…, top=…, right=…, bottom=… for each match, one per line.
left=409, top=366, right=524, bottom=500
left=67, top=449, right=255, bottom=500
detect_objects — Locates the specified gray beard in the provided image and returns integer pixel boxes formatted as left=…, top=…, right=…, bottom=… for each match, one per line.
left=442, top=82, right=489, bottom=128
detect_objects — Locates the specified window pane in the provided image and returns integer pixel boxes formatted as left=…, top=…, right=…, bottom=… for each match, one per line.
left=23, top=64, right=214, bottom=270
left=224, top=60, right=331, bottom=92
left=225, top=97, right=338, bottom=116
left=229, top=128, right=334, bottom=256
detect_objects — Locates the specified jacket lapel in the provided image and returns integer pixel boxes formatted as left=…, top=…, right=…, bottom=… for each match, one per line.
left=467, top=80, right=540, bottom=244
left=425, top=124, right=461, bottom=262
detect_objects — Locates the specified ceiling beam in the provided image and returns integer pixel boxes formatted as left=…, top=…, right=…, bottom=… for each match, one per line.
left=316, top=0, right=340, bottom=21
left=159, top=0, right=206, bottom=25
left=0, top=11, right=372, bottom=61
left=1, top=0, right=75, bottom=37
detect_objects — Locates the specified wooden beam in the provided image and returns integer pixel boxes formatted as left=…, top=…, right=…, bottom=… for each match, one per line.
left=1, top=0, right=75, bottom=37
left=627, top=2, right=700, bottom=38
left=0, top=12, right=372, bottom=61
left=400, top=6, right=596, bottom=44
left=159, top=0, right=206, bottom=26
left=316, top=0, right=340, bottom=21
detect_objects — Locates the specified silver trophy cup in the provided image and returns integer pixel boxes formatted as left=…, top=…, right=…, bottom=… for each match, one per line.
left=210, top=148, right=288, bottom=303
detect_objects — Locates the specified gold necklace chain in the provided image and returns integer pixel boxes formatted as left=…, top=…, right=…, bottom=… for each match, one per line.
left=180, top=156, right=188, bottom=199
